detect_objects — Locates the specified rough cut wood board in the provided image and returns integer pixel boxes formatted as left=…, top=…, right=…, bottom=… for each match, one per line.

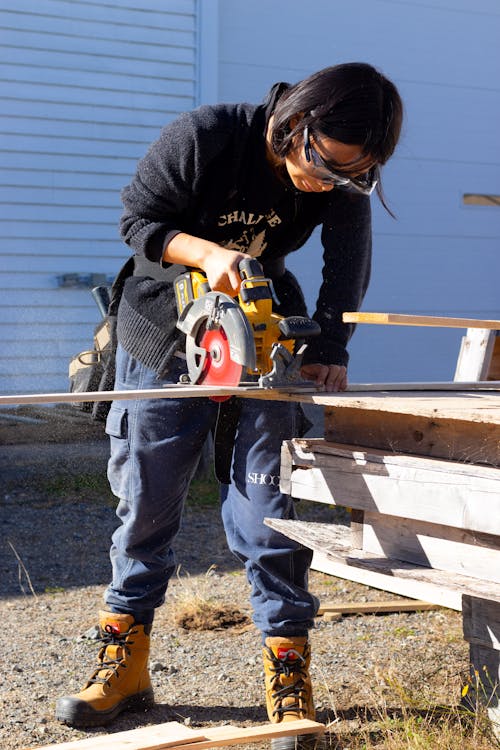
left=454, top=328, right=497, bottom=381
left=264, top=518, right=500, bottom=610
left=167, top=720, right=324, bottom=750
left=323, top=406, right=500, bottom=466
left=362, top=511, right=500, bottom=584
left=280, top=439, right=500, bottom=535
left=311, top=550, right=463, bottom=611
left=25, top=721, right=206, bottom=750
left=343, top=312, right=500, bottom=329
left=317, top=599, right=439, bottom=615
left=1, top=383, right=499, bottom=408
left=462, top=595, right=500, bottom=651
left=27, top=719, right=324, bottom=750
left=319, top=391, right=500, bottom=424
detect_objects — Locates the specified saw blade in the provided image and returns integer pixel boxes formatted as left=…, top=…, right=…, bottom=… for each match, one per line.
left=186, top=322, right=244, bottom=388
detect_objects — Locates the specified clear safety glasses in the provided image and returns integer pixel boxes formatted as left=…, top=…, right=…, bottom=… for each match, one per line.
left=303, top=125, right=378, bottom=195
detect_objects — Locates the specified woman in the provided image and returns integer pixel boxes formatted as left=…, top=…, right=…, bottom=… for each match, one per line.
left=56, top=62, right=403, bottom=735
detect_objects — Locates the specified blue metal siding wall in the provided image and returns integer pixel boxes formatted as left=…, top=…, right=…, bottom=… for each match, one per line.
left=218, top=0, right=500, bottom=382
left=0, top=0, right=197, bottom=395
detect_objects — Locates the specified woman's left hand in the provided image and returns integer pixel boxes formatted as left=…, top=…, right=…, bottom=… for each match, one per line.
left=300, top=363, right=348, bottom=392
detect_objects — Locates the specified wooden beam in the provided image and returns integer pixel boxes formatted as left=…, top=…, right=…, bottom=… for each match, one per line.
left=167, top=721, right=324, bottom=750
left=454, top=329, right=497, bottom=381
left=281, top=439, right=500, bottom=535
left=26, top=719, right=325, bottom=750
left=362, top=511, right=500, bottom=584
left=1, top=382, right=499, bottom=408
left=25, top=722, right=206, bottom=750
left=343, top=312, right=500, bottom=329
left=311, top=551, right=463, bottom=611
left=462, top=596, right=500, bottom=651
left=323, top=405, right=500, bottom=465
left=264, top=518, right=500, bottom=609
left=317, top=599, right=439, bottom=615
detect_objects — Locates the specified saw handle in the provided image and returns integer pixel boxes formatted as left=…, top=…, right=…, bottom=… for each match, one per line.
left=278, top=316, right=321, bottom=341
left=238, top=257, right=264, bottom=281
left=237, top=257, right=281, bottom=306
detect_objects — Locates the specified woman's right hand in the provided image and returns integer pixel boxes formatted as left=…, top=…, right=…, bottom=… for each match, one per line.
left=201, top=244, right=248, bottom=296
left=163, top=233, right=247, bottom=296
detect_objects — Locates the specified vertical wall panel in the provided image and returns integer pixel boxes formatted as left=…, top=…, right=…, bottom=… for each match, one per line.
left=0, top=0, right=197, bottom=395
left=218, top=0, right=500, bottom=382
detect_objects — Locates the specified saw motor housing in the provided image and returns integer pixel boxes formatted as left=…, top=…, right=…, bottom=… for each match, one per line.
left=175, top=258, right=320, bottom=387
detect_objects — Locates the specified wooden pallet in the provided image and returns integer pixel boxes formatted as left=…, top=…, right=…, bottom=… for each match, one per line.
left=26, top=719, right=324, bottom=750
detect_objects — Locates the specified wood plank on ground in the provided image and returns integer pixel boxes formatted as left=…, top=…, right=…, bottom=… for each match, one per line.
left=172, top=720, right=324, bottom=750
left=342, top=312, right=500, bottom=329
left=25, top=722, right=206, bottom=750
left=28, top=719, right=325, bottom=750
left=317, top=599, right=439, bottom=616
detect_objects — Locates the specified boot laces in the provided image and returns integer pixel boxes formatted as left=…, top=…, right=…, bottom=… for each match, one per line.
left=266, top=646, right=309, bottom=718
left=88, top=623, right=137, bottom=686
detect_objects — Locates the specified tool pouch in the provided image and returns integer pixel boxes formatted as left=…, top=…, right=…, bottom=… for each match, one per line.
left=68, top=314, right=117, bottom=421
left=68, top=257, right=134, bottom=421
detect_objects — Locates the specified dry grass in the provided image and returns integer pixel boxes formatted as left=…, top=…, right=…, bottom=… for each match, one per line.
left=322, top=668, right=499, bottom=749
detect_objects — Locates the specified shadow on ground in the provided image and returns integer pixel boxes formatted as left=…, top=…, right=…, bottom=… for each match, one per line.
left=0, top=404, right=338, bottom=599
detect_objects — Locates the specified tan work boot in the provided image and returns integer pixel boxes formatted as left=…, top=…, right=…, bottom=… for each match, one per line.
left=263, top=636, right=319, bottom=750
left=55, top=611, right=154, bottom=727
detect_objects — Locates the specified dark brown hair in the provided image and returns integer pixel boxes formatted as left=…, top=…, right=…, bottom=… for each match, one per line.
left=270, top=62, right=403, bottom=213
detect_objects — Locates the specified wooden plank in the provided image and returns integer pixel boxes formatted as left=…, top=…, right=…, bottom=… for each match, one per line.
left=1, top=383, right=500, bottom=408
left=323, top=392, right=500, bottom=425
left=489, top=335, right=500, bottom=381
left=466, top=643, right=500, bottom=739
left=28, top=719, right=325, bottom=750
left=264, top=518, right=500, bottom=609
left=468, top=643, right=500, bottom=705
left=454, top=328, right=496, bottom=381
left=463, top=596, right=500, bottom=651
left=362, top=511, right=500, bottom=583
left=350, top=508, right=364, bottom=550
left=282, top=440, right=500, bottom=535
left=324, top=406, right=500, bottom=465
left=25, top=722, right=206, bottom=750
left=288, top=438, right=499, bottom=479
left=342, top=312, right=500, bottom=329
left=173, top=720, right=325, bottom=750
left=317, top=599, right=439, bottom=615
left=311, top=550, right=463, bottom=611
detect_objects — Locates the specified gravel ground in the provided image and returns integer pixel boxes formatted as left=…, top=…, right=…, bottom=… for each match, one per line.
left=0, top=406, right=486, bottom=749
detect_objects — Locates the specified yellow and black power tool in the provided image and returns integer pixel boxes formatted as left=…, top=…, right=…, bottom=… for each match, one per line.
left=174, top=257, right=320, bottom=388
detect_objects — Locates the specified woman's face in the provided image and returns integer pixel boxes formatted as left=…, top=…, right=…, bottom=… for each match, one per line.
left=284, top=128, right=374, bottom=194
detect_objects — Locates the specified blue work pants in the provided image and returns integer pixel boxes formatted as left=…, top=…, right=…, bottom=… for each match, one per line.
left=104, top=344, right=318, bottom=637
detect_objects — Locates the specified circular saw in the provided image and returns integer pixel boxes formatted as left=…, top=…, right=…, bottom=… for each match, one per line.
left=175, top=258, right=320, bottom=389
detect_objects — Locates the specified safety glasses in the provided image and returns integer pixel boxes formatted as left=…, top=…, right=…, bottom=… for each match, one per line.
left=303, top=125, right=378, bottom=195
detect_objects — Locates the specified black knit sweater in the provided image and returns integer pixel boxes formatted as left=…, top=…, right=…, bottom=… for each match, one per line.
left=117, top=85, right=372, bottom=376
